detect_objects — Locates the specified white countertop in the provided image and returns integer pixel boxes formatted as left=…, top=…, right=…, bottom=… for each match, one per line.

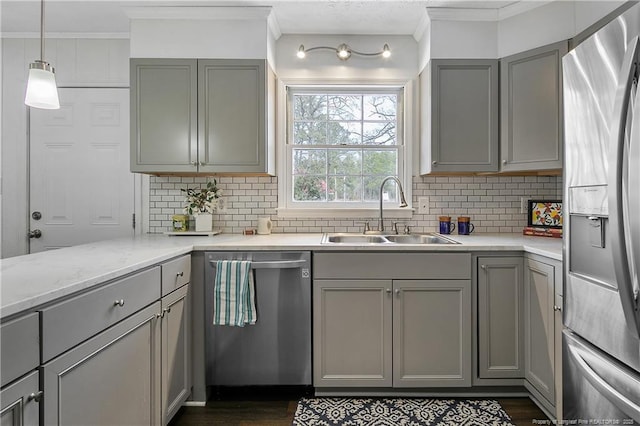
left=0, top=232, right=562, bottom=319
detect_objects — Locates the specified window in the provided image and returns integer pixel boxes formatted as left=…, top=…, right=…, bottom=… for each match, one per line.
left=283, top=86, right=406, bottom=213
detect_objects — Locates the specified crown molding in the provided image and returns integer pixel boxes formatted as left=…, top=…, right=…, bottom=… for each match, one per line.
left=267, top=12, right=282, bottom=40
left=426, top=1, right=553, bottom=22
left=123, top=6, right=273, bottom=21
left=0, top=32, right=130, bottom=39
left=413, top=9, right=430, bottom=41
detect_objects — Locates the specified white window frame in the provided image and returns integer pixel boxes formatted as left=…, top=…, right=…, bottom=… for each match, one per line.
left=276, top=79, right=414, bottom=219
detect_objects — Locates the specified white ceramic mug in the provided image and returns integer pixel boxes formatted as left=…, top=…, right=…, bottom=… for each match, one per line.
left=257, top=217, right=272, bottom=235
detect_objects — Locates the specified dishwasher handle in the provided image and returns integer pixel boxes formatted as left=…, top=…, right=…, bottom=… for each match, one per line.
left=209, top=259, right=307, bottom=270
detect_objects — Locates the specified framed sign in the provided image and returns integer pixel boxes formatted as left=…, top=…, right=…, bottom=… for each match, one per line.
left=528, top=200, right=563, bottom=229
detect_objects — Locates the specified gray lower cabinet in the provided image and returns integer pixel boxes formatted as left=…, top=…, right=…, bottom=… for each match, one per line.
left=42, top=302, right=162, bottom=426
left=500, top=41, right=568, bottom=172
left=393, top=280, right=471, bottom=387
left=130, top=58, right=274, bottom=174
left=420, top=59, right=499, bottom=174
left=313, top=280, right=393, bottom=387
left=477, top=257, right=525, bottom=379
left=161, top=284, right=191, bottom=425
left=524, top=255, right=560, bottom=414
left=313, top=252, right=472, bottom=389
left=0, top=371, right=40, bottom=426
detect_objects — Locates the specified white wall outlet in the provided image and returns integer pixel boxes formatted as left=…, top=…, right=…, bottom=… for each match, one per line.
left=418, top=196, right=430, bottom=214
left=520, top=197, right=529, bottom=214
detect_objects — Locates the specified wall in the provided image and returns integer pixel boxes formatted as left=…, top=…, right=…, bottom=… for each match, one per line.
left=1, top=38, right=129, bottom=258
left=148, top=175, right=562, bottom=234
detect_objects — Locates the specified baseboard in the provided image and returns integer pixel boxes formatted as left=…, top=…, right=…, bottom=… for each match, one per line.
left=183, top=401, right=206, bottom=407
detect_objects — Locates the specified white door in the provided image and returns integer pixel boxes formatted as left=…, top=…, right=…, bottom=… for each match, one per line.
left=29, top=88, right=134, bottom=253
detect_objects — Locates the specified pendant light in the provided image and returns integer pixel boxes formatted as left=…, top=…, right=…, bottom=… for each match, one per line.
left=25, top=0, right=60, bottom=110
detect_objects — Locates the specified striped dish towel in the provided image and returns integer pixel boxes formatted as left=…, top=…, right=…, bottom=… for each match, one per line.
left=213, top=260, right=257, bottom=326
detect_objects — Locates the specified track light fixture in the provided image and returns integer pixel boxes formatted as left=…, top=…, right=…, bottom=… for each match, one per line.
left=297, top=43, right=391, bottom=61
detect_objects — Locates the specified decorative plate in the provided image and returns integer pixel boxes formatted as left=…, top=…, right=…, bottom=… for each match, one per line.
left=528, top=200, right=562, bottom=229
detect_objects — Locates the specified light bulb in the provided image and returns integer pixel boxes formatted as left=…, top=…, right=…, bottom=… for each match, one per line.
left=382, top=44, right=391, bottom=58
left=297, top=45, right=306, bottom=59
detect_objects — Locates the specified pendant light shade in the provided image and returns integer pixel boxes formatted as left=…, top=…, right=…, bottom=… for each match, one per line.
left=25, top=0, right=59, bottom=110
left=25, top=61, right=59, bottom=109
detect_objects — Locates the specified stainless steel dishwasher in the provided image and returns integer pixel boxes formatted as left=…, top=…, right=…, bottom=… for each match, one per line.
left=204, top=251, right=311, bottom=386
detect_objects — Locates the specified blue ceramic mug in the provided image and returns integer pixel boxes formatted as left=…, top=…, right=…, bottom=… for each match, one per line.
left=439, top=216, right=455, bottom=234
left=458, top=217, right=475, bottom=235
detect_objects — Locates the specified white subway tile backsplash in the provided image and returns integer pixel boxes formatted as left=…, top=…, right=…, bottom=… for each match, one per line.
left=146, top=175, right=563, bottom=234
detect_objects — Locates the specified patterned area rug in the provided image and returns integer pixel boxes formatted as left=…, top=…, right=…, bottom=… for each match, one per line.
left=293, top=398, right=515, bottom=425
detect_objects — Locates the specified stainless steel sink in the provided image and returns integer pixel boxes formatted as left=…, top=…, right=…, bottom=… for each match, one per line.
left=323, top=234, right=391, bottom=244
left=321, top=233, right=459, bottom=245
left=384, top=234, right=457, bottom=244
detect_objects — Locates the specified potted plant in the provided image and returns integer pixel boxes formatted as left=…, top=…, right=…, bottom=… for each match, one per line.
left=181, top=180, right=221, bottom=232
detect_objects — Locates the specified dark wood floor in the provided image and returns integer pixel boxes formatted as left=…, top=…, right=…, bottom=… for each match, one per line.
left=169, top=397, right=547, bottom=426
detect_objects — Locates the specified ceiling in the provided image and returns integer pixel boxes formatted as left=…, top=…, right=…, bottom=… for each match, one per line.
left=0, top=0, right=537, bottom=36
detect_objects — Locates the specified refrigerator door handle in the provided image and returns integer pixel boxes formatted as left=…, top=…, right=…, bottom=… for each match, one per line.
left=608, top=35, right=640, bottom=338
left=567, top=337, right=640, bottom=421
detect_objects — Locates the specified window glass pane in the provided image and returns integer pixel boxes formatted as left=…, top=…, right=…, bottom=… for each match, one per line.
left=363, top=122, right=396, bottom=145
left=364, top=176, right=398, bottom=203
left=363, top=150, right=397, bottom=176
left=328, top=95, right=362, bottom=121
left=364, top=95, right=397, bottom=120
left=329, top=122, right=362, bottom=145
left=328, top=176, right=362, bottom=202
left=294, top=122, right=327, bottom=145
left=293, top=175, right=327, bottom=201
left=293, top=149, right=326, bottom=175
left=294, top=95, right=327, bottom=120
left=328, top=149, right=362, bottom=176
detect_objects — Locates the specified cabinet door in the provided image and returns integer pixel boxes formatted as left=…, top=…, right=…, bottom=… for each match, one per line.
left=162, top=285, right=191, bottom=425
left=43, top=302, right=161, bottom=426
left=198, top=60, right=266, bottom=174
left=0, top=371, right=39, bottom=426
left=500, top=41, right=567, bottom=172
left=478, top=257, right=525, bottom=379
left=130, top=59, right=198, bottom=173
left=313, top=280, right=392, bottom=387
left=393, top=280, right=471, bottom=387
left=422, top=59, right=499, bottom=173
left=524, top=258, right=556, bottom=404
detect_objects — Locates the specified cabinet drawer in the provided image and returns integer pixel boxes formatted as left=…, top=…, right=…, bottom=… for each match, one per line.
left=313, top=253, right=471, bottom=280
left=41, top=267, right=160, bottom=362
left=161, top=255, right=191, bottom=296
left=1, top=313, right=39, bottom=386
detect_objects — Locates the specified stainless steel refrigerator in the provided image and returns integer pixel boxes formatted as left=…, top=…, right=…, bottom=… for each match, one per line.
left=563, top=3, right=640, bottom=422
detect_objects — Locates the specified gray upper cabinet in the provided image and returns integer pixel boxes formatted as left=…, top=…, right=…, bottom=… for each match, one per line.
left=131, top=59, right=198, bottom=173
left=420, top=59, right=499, bottom=174
left=500, top=41, right=568, bottom=172
left=131, top=58, right=275, bottom=175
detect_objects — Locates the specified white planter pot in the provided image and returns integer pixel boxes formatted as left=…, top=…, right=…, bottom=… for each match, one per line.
left=194, top=213, right=213, bottom=232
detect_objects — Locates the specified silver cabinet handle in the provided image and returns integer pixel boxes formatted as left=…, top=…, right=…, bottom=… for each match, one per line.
left=209, top=259, right=306, bottom=270
left=199, top=161, right=206, bottom=166
left=386, top=288, right=391, bottom=294
left=395, top=289, right=400, bottom=295
left=191, top=161, right=198, bottom=166
left=28, top=391, right=43, bottom=403
left=113, top=299, right=125, bottom=307
left=176, top=271, right=184, bottom=278
left=554, top=305, right=562, bottom=312
left=502, top=159, right=508, bottom=165
left=480, top=265, right=486, bottom=270
left=432, top=161, right=437, bottom=165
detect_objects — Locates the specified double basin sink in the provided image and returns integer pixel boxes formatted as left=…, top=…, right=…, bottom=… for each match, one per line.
left=321, top=233, right=459, bottom=245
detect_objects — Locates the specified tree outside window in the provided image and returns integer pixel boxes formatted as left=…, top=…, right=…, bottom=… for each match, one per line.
left=290, top=90, right=402, bottom=206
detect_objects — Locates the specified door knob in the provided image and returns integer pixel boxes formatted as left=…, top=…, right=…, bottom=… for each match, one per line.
left=28, top=229, right=42, bottom=239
